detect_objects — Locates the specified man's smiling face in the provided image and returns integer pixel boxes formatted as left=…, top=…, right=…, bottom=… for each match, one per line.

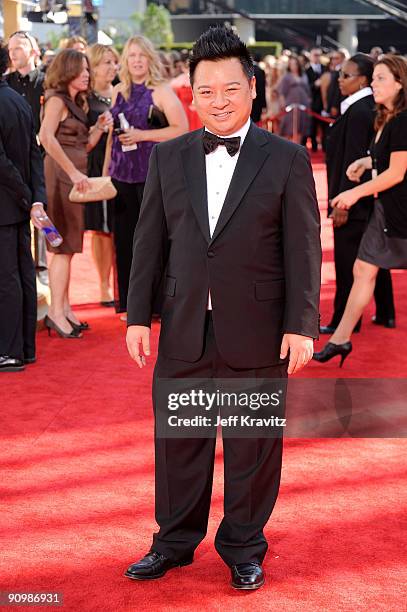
left=192, top=57, right=256, bottom=136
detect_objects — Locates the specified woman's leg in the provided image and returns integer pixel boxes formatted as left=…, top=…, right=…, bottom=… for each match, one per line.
left=91, top=232, right=113, bottom=302
left=48, top=253, right=74, bottom=334
left=330, top=258, right=379, bottom=344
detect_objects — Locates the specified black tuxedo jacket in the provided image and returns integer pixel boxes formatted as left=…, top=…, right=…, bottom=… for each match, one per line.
left=326, top=95, right=375, bottom=221
left=0, top=81, right=46, bottom=226
left=127, top=123, right=321, bottom=368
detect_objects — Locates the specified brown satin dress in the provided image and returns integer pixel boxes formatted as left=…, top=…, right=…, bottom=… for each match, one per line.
left=44, top=92, right=89, bottom=254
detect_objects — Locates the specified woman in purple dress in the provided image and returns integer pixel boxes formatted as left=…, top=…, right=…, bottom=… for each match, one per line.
left=277, top=56, right=311, bottom=144
left=103, top=35, right=188, bottom=315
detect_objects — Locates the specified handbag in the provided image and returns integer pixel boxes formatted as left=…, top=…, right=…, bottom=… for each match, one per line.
left=147, top=104, right=169, bottom=129
left=69, top=176, right=117, bottom=203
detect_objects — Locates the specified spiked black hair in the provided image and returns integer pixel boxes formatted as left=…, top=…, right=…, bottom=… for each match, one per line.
left=189, top=26, right=254, bottom=86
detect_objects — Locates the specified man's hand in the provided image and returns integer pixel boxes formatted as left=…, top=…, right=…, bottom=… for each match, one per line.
left=329, top=207, right=349, bottom=228
left=126, top=325, right=151, bottom=368
left=280, top=334, right=314, bottom=375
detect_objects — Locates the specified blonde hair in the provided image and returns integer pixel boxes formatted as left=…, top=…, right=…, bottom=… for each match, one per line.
left=119, top=35, right=164, bottom=100
left=64, top=36, right=87, bottom=50
left=87, top=43, right=118, bottom=87
left=87, top=43, right=114, bottom=69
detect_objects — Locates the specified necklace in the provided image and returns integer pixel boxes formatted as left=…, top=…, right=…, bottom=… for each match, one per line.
left=93, top=90, right=112, bottom=106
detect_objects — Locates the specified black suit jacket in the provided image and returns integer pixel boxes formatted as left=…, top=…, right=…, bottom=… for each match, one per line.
left=127, top=123, right=321, bottom=368
left=306, top=65, right=326, bottom=112
left=0, top=81, right=46, bottom=226
left=325, top=95, right=375, bottom=220
left=251, top=64, right=267, bottom=123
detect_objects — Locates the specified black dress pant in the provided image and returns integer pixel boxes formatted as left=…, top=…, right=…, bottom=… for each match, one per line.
left=112, top=180, right=144, bottom=313
left=0, top=221, right=37, bottom=360
left=151, top=314, right=287, bottom=567
left=329, top=220, right=395, bottom=329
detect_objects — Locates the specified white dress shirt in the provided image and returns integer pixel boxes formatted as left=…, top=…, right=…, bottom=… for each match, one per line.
left=310, top=63, right=322, bottom=75
left=205, top=117, right=251, bottom=309
left=340, top=86, right=373, bottom=116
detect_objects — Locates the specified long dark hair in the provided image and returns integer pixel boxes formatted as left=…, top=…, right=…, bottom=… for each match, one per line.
left=287, top=55, right=303, bottom=76
left=45, top=49, right=91, bottom=109
left=374, top=54, right=407, bottom=130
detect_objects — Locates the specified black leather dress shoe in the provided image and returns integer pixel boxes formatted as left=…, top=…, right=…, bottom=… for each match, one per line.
left=24, top=357, right=37, bottom=365
left=0, top=355, right=25, bottom=372
left=231, top=562, right=265, bottom=590
left=372, top=316, right=396, bottom=328
left=124, top=551, right=193, bottom=580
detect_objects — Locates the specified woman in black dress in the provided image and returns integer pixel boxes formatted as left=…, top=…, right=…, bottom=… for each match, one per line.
left=321, top=53, right=395, bottom=336
left=86, top=44, right=117, bottom=306
left=314, top=54, right=407, bottom=366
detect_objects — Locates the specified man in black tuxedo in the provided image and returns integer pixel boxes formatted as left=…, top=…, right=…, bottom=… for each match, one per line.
left=0, top=43, right=47, bottom=372
left=125, top=27, right=321, bottom=590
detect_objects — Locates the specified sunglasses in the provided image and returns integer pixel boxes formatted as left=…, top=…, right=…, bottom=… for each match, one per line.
left=339, top=71, right=360, bottom=79
left=9, top=31, right=35, bottom=50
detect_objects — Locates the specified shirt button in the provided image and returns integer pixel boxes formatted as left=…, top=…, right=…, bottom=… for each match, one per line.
left=216, top=191, right=220, bottom=195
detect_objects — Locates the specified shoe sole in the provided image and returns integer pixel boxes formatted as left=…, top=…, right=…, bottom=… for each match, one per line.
left=124, top=558, right=193, bottom=581
left=0, top=366, right=25, bottom=372
left=231, top=578, right=265, bottom=590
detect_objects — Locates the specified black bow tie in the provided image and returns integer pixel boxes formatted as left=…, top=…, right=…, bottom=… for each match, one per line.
left=202, top=131, right=241, bottom=157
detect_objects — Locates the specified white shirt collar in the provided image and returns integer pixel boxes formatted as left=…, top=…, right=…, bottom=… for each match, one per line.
left=340, top=87, right=373, bottom=115
left=205, top=117, right=251, bottom=146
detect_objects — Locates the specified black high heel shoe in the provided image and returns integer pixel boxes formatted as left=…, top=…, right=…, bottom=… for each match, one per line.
left=44, top=315, right=82, bottom=339
left=66, top=317, right=90, bottom=332
left=313, top=341, right=352, bottom=367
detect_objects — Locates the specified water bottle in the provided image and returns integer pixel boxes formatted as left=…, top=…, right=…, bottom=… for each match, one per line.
left=38, top=215, right=63, bottom=247
left=118, top=112, right=138, bottom=152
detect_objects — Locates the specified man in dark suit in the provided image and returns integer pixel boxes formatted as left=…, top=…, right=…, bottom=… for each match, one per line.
left=304, top=47, right=327, bottom=151
left=6, top=31, right=48, bottom=288
left=125, top=27, right=321, bottom=590
left=322, top=53, right=395, bottom=334
left=250, top=55, right=267, bottom=123
left=0, top=43, right=47, bottom=372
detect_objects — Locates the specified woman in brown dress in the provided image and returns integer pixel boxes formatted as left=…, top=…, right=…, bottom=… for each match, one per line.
left=39, top=49, right=109, bottom=338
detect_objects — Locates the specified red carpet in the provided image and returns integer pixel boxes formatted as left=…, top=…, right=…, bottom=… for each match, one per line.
left=1, top=153, right=406, bottom=611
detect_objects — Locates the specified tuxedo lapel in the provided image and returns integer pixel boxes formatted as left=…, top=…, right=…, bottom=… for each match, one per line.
left=210, top=124, right=269, bottom=244
left=180, top=129, right=210, bottom=243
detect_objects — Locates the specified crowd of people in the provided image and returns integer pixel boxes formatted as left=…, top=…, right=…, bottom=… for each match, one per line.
left=0, top=27, right=406, bottom=372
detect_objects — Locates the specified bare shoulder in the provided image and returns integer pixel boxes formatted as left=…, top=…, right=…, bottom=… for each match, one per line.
left=153, top=82, right=177, bottom=100
left=45, top=95, right=66, bottom=111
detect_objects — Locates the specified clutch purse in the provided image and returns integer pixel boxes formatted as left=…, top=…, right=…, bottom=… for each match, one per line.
left=147, top=104, right=169, bottom=129
left=69, top=176, right=117, bottom=203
